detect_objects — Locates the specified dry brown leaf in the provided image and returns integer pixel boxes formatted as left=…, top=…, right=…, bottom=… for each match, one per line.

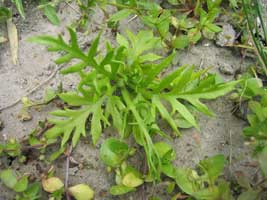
left=7, top=19, right=18, bottom=65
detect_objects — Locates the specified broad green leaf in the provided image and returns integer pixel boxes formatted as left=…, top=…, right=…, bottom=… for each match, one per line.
left=205, top=23, right=222, bottom=33
left=199, top=154, right=225, bottom=183
left=100, top=138, right=129, bottom=167
left=188, top=28, right=202, bottom=43
left=109, top=9, right=133, bottom=23
left=172, top=35, right=189, bottom=49
left=175, top=117, right=194, bottom=128
left=109, top=185, right=135, bottom=195
left=0, top=169, right=17, bottom=189
left=43, top=5, right=60, bottom=25
left=154, top=142, right=176, bottom=163
left=156, top=10, right=171, bottom=38
left=68, top=184, right=94, bottom=200
left=193, top=187, right=220, bottom=199
left=13, top=175, right=28, bottom=192
left=175, top=168, right=196, bottom=195
left=116, top=33, right=129, bottom=48
left=248, top=101, right=267, bottom=122
left=42, top=177, right=64, bottom=193
left=122, top=172, right=143, bottom=188
left=24, top=182, right=41, bottom=197
left=139, top=53, right=162, bottom=63
left=162, top=163, right=177, bottom=178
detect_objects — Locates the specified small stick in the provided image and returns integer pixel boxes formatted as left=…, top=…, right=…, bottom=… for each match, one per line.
left=0, top=65, right=64, bottom=112
left=128, top=15, right=138, bottom=23
left=65, top=1, right=81, bottom=15
left=65, top=144, right=73, bottom=200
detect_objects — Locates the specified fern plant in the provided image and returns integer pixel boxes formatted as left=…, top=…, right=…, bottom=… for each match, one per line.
left=30, top=28, right=237, bottom=180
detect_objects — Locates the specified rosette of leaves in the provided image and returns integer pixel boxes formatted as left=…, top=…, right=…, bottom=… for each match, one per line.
left=30, top=28, right=236, bottom=180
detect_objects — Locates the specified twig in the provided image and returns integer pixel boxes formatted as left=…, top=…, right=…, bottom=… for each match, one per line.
left=65, top=1, right=81, bottom=15
left=127, top=15, right=138, bottom=23
left=0, top=65, right=64, bottom=112
left=65, top=144, right=73, bottom=200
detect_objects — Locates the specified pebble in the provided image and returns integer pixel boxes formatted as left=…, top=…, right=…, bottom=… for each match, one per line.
left=219, top=63, right=235, bottom=75
left=216, top=24, right=236, bottom=47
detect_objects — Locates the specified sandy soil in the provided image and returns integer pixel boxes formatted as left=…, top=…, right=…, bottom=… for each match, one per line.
left=0, top=2, right=259, bottom=199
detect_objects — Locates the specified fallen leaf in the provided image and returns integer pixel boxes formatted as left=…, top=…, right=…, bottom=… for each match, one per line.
left=68, top=184, right=94, bottom=200
left=42, top=177, right=64, bottom=193
left=7, top=19, right=18, bottom=65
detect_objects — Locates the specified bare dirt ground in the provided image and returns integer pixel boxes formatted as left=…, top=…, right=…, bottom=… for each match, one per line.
left=0, top=2, right=258, bottom=200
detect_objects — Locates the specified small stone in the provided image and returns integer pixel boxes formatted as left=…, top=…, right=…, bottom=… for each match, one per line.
left=216, top=24, right=236, bottom=47
left=219, top=63, right=235, bottom=75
